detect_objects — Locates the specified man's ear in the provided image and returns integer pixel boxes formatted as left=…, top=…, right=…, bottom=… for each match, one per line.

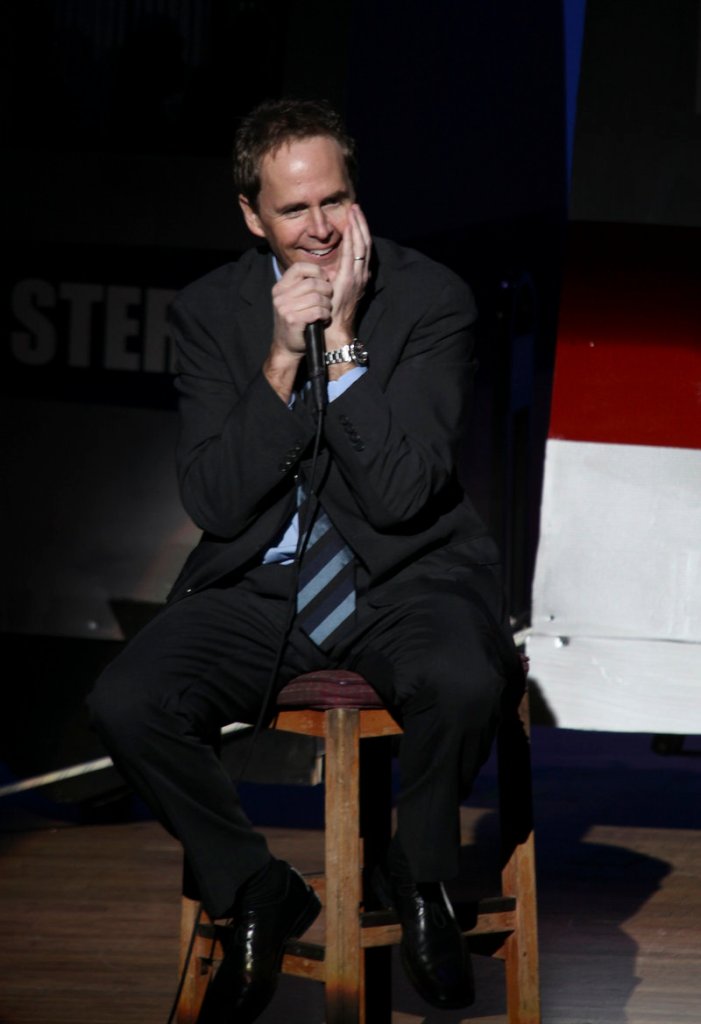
left=238, top=195, right=265, bottom=238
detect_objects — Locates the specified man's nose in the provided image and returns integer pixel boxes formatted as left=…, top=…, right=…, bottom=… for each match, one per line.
left=308, top=207, right=333, bottom=238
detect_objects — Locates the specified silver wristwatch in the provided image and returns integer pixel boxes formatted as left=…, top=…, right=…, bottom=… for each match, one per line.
left=324, top=339, right=369, bottom=367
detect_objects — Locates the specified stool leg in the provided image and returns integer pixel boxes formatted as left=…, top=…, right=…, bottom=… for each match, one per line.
left=176, top=896, right=213, bottom=1023
left=325, top=708, right=363, bottom=1023
left=502, top=832, right=540, bottom=1023
left=498, top=688, right=541, bottom=1024
left=360, top=734, right=393, bottom=1024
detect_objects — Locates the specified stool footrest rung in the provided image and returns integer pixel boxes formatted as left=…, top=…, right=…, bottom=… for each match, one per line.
left=281, top=941, right=326, bottom=981
left=196, top=893, right=519, bottom=949
left=357, top=897, right=518, bottom=949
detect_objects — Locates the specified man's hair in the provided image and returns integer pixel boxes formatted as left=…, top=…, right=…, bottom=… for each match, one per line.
left=233, top=97, right=357, bottom=209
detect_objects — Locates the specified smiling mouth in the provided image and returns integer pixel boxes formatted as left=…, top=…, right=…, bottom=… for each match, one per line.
left=305, top=244, right=338, bottom=258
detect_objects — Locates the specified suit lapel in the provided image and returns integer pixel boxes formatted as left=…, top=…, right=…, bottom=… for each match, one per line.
left=356, top=245, right=394, bottom=383
left=233, top=247, right=276, bottom=379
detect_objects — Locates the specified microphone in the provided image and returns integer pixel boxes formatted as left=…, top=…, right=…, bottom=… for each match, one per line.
left=304, top=320, right=328, bottom=414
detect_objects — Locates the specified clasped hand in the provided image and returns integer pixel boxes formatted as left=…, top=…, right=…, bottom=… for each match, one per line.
left=271, top=205, right=372, bottom=358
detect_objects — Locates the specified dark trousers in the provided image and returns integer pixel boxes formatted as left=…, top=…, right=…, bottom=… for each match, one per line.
left=87, top=560, right=515, bottom=919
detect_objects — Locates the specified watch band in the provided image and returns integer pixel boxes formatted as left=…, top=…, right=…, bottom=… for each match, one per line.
left=324, top=339, right=369, bottom=367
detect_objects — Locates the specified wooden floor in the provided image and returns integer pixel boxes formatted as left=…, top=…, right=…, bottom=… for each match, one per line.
left=1, top=727, right=700, bottom=1024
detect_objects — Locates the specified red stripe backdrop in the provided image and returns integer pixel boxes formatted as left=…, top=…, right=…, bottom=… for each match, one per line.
left=549, top=223, right=701, bottom=449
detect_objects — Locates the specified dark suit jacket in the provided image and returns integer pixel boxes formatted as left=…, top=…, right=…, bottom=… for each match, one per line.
left=167, top=236, right=500, bottom=604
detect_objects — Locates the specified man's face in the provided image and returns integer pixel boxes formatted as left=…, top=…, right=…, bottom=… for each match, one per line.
left=239, top=135, right=355, bottom=282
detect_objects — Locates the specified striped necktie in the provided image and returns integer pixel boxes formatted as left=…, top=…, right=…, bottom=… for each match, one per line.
left=296, top=479, right=356, bottom=650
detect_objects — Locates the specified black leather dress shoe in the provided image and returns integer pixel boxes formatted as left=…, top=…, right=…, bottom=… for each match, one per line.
left=373, top=863, right=475, bottom=1009
left=197, top=860, right=321, bottom=1023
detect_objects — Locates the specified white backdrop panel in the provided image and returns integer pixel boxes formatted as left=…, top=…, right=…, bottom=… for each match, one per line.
left=531, top=439, right=701, bottom=642
left=526, top=633, right=701, bottom=733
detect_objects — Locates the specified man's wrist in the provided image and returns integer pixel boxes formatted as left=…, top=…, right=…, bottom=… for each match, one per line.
left=263, top=347, right=302, bottom=403
left=327, top=360, right=356, bottom=382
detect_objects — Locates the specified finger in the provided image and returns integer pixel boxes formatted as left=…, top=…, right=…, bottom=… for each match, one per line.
left=351, top=219, right=370, bottom=286
left=351, top=205, right=372, bottom=256
left=347, top=213, right=370, bottom=282
left=337, top=222, right=354, bottom=282
left=276, top=292, right=332, bottom=319
left=273, top=275, right=333, bottom=303
left=280, top=261, right=332, bottom=285
left=349, top=214, right=364, bottom=264
left=274, top=275, right=332, bottom=308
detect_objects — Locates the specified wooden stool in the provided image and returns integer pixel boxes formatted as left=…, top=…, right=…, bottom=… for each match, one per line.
left=176, top=667, right=540, bottom=1024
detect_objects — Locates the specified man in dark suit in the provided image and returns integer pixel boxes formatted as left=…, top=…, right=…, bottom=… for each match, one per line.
left=88, top=98, right=520, bottom=1022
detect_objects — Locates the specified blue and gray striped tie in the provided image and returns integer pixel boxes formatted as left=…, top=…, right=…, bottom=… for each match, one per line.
left=296, top=480, right=356, bottom=650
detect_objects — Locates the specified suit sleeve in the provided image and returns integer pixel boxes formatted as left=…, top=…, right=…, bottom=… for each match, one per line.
left=170, top=295, right=317, bottom=538
left=322, top=274, right=477, bottom=531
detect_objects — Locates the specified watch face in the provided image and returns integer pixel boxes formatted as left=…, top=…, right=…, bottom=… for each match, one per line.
left=353, top=341, right=369, bottom=366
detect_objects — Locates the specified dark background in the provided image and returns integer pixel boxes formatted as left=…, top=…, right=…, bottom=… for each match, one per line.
left=2, top=0, right=699, bottom=815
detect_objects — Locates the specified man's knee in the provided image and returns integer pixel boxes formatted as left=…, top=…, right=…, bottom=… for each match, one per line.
left=86, top=662, right=151, bottom=749
left=407, top=658, right=502, bottom=730
left=355, top=641, right=502, bottom=730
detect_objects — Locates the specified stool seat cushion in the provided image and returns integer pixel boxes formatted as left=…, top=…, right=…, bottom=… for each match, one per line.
left=277, top=670, right=385, bottom=710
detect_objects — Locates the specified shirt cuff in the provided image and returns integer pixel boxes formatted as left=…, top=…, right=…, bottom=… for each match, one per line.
left=328, top=366, right=367, bottom=402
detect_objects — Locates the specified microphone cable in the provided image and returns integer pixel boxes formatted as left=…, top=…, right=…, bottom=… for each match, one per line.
left=234, top=399, right=326, bottom=782
left=235, top=320, right=328, bottom=779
